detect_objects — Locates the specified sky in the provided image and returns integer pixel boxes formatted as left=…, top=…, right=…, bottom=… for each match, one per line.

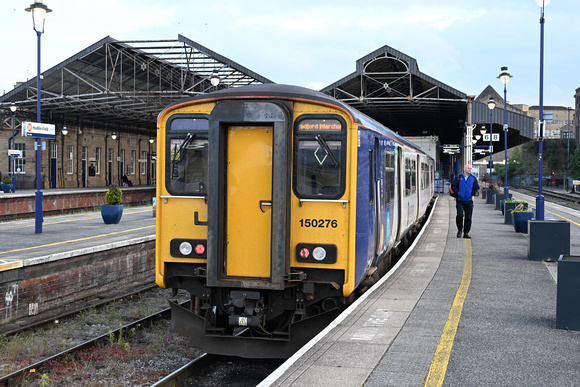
left=1, top=0, right=579, bottom=108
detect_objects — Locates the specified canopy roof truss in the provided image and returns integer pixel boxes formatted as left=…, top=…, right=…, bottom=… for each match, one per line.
left=321, top=46, right=468, bottom=145
left=0, top=34, right=273, bottom=132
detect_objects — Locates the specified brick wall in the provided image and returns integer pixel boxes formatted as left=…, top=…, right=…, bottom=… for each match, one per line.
left=0, top=241, right=155, bottom=325
left=0, top=187, right=155, bottom=221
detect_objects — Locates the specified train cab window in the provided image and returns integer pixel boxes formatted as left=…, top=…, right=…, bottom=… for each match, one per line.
left=166, top=116, right=209, bottom=196
left=384, top=152, right=395, bottom=204
left=293, top=116, right=346, bottom=199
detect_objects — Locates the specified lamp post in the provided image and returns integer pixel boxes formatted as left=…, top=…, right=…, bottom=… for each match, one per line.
left=25, top=0, right=52, bottom=233
left=535, top=0, right=549, bottom=220
left=567, top=106, right=571, bottom=191
left=487, top=98, right=496, bottom=183
left=498, top=66, right=512, bottom=199
left=210, top=70, right=221, bottom=91
left=10, top=103, right=18, bottom=193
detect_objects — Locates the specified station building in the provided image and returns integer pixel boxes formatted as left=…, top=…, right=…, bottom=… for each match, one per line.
left=0, top=35, right=543, bottom=189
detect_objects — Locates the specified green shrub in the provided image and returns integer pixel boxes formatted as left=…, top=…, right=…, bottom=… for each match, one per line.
left=1, top=176, right=12, bottom=184
left=105, top=184, right=123, bottom=205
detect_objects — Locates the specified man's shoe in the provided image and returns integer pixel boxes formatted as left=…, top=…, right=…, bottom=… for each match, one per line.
left=463, top=233, right=471, bottom=239
left=457, top=230, right=462, bottom=238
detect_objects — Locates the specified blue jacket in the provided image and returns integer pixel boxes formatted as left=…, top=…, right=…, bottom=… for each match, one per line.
left=450, top=174, right=479, bottom=202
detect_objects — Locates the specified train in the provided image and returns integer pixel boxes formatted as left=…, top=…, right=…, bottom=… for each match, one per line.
left=155, top=84, right=435, bottom=358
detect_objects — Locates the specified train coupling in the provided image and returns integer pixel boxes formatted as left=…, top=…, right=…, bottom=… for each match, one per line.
left=224, top=290, right=264, bottom=327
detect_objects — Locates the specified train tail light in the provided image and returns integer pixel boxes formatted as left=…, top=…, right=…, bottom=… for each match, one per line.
left=170, top=239, right=207, bottom=258
left=296, top=243, right=337, bottom=264
left=299, top=247, right=311, bottom=259
left=195, top=243, right=205, bottom=255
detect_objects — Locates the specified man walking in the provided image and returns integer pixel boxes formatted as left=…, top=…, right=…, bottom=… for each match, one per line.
left=450, top=164, right=479, bottom=239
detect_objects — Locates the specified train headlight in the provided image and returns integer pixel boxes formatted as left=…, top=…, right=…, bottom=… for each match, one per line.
left=312, top=247, right=326, bottom=261
left=179, top=242, right=193, bottom=256
left=296, top=243, right=336, bottom=264
left=170, top=239, right=207, bottom=258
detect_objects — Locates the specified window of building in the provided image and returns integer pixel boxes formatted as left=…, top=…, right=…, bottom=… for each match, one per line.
left=14, top=143, right=25, bottom=174
left=67, top=145, right=74, bottom=174
left=50, top=143, right=57, bottom=159
left=96, top=147, right=101, bottom=174
left=131, top=150, right=136, bottom=175
left=141, top=151, right=147, bottom=175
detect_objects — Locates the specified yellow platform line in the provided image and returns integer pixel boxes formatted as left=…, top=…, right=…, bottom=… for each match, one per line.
left=424, top=239, right=472, bottom=387
left=0, top=209, right=152, bottom=230
left=0, top=225, right=155, bottom=256
left=0, top=260, right=23, bottom=271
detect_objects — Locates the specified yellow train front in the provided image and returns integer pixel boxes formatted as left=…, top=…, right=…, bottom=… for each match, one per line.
left=156, top=84, right=433, bottom=358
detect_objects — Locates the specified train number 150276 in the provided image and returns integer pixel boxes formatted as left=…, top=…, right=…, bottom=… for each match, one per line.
left=299, top=219, right=338, bottom=228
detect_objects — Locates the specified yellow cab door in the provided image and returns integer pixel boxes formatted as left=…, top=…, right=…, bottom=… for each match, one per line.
left=226, top=126, right=273, bottom=278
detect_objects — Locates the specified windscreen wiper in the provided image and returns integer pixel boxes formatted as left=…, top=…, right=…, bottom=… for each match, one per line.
left=315, top=135, right=339, bottom=167
left=172, top=133, right=195, bottom=163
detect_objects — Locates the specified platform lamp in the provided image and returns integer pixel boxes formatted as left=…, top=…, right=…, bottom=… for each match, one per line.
left=567, top=106, right=572, bottom=191
left=498, top=67, right=512, bottom=200
left=10, top=103, right=18, bottom=193
left=487, top=97, right=496, bottom=184
left=535, top=0, right=550, bottom=220
left=25, top=0, right=51, bottom=233
left=210, top=70, right=221, bottom=91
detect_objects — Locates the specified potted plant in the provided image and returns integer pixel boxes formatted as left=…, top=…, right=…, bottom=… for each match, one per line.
left=510, top=204, right=534, bottom=233
left=101, top=184, right=123, bottom=224
left=504, top=200, right=527, bottom=225
left=486, top=183, right=497, bottom=205
left=1, top=176, right=14, bottom=193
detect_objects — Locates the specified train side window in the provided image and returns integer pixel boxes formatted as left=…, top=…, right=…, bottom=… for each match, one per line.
left=384, top=152, right=395, bottom=204
left=293, top=116, right=346, bottom=199
left=405, top=158, right=417, bottom=196
left=369, top=149, right=374, bottom=204
left=165, top=116, right=209, bottom=196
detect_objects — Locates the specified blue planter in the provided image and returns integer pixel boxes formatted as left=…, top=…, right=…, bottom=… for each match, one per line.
left=512, top=211, right=534, bottom=233
left=504, top=202, right=527, bottom=225
left=528, top=220, right=570, bottom=261
left=100, top=204, right=124, bottom=224
left=1, top=183, right=13, bottom=193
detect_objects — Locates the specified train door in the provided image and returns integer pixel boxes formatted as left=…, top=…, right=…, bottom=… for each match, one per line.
left=373, top=139, right=382, bottom=257
left=415, top=154, right=420, bottom=221
left=396, top=146, right=404, bottom=240
left=206, top=101, right=292, bottom=290
left=226, top=126, right=273, bottom=278
left=384, top=150, right=397, bottom=249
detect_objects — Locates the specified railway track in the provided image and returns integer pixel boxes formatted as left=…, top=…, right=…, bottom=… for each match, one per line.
left=0, top=307, right=171, bottom=386
left=0, top=284, right=158, bottom=337
left=511, top=185, right=580, bottom=210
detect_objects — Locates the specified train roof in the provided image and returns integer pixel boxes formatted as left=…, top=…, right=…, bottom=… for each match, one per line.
left=162, top=84, right=428, bottom=156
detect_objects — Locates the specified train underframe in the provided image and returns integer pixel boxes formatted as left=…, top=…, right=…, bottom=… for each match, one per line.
left=165, top=265, right=345, bottom=358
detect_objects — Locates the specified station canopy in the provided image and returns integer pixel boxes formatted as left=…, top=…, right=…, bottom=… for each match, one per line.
left=0, top=34, right=273, bottom=133
left=1, top=37, right=532, bottom=152
left=320, top=45, right=534, bottom=156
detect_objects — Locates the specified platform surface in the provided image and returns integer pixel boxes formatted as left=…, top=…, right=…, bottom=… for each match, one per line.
left=262, top=190, right=580, bottom=386
left=0, top=202, right=155, bottom=272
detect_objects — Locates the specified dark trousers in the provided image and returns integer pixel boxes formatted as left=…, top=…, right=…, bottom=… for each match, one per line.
left=456, top=200, right=474, bottom=234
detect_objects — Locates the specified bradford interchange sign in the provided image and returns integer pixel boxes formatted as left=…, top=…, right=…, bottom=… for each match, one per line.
left=22, top=121, right=55, bottom=139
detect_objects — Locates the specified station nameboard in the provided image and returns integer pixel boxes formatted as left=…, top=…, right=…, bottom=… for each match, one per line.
left=22, top=121, right=55, bottom=139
